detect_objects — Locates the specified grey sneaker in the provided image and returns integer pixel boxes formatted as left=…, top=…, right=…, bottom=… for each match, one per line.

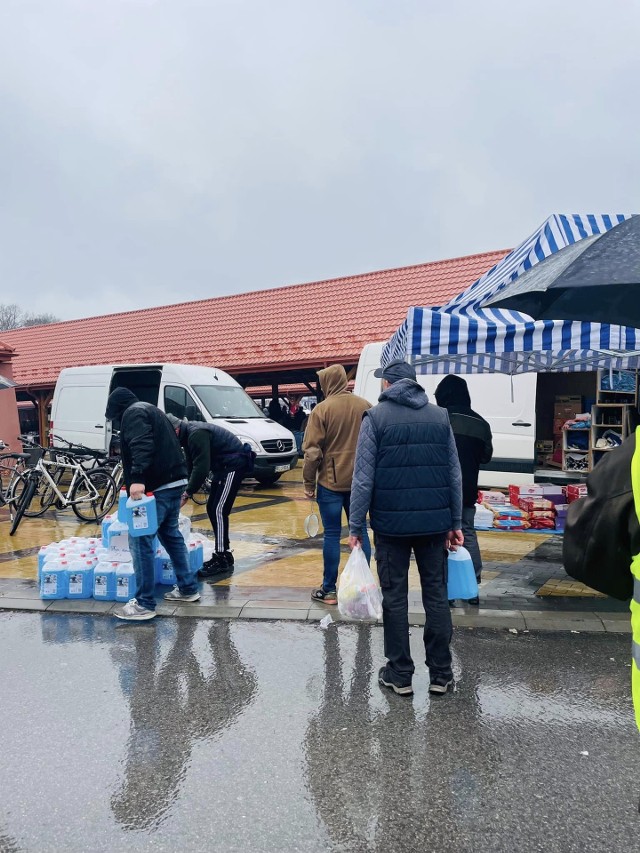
left=429, top=677, right=454, bottom=695
left=164, top=586, right=201, bottom=603
left=114, top=599, right=156, bottom=621
left=378, top=665, right=414, bottom=696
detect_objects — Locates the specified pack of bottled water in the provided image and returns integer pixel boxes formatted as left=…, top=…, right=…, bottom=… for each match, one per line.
left=39, top=510, right=204, bottom=601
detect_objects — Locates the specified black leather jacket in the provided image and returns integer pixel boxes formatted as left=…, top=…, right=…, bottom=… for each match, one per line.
left=563, top=433, right=639, bottom=601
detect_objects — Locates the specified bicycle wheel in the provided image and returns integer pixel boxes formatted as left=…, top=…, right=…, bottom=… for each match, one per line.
left=70, top=469, right=117, bottom=522
left=8, top=471, right=55, bottom=519
left=192, top=473, right=212, bottom=505
left=10, top=476, right=37, bottom=535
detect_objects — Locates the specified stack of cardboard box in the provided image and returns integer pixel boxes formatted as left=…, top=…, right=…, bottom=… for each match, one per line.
left=551, top=395, right=583, bottom=467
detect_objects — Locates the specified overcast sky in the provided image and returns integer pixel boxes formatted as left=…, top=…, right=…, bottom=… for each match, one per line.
left=1, top=0, right=638, bottom=321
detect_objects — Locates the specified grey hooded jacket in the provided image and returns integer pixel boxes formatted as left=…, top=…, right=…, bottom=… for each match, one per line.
left=349, top=379, right=462, bottom=538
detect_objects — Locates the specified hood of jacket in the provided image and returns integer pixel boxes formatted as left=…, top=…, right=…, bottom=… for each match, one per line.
left=105, top=387, right=139, bottom=420
left=434, top=375, right=471, bottom=409
left=317, top=364, right=348, bottom=398
left=379, top=378, right=429, bottom=409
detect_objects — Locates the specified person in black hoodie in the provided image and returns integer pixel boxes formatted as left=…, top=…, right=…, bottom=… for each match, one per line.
left=435, top=375, right=493, bottom=602
left=166, top=414, right=254, bottom=578
left=105, top=388, right=200, bottom=620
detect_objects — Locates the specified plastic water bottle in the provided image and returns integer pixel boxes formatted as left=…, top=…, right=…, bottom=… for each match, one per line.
left=38, top=545, right=62, bottom=582
left=188, top=541, right=204, bottom=572
left=115, top=562, right=136, bottom=602
left=41, top=559, right=69, bottom=600
left=155, top=549, right=176, bottom=586
left=67, top=559, right=94, bottom=600
left=101, top=514, right=115, bottom=546
left=447, top=547, right=479, bottom=600
left=93, top=561, right=118, bottom=601
left=117, top=489, right=128, bottom=523
left=125, top=493, right=158, bottom=537
left=107, top=519, right=129, bottom=553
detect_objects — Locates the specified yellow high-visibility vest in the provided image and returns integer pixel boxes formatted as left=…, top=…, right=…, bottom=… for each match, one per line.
left=630, top=427, right=640, bottom=729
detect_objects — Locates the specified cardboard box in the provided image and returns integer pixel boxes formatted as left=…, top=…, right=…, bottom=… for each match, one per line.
left=510, top=484, right=565, bottom=505
left=554, top=395, right=583, bottom=421
left=535, top=440, right=554, bottom=453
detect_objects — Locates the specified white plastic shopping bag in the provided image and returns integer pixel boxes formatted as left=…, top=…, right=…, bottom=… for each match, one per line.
left=337, top=545, right=383, bottom=620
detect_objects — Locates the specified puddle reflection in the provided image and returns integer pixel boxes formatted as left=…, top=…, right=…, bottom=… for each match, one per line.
left=109, top=619, right=257, bottom=831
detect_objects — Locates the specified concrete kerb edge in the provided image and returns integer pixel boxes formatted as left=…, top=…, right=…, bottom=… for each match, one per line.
left=0, top=600, right=626, bottom=632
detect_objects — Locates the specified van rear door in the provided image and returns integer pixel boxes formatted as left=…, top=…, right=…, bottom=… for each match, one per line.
left=110, top=366, right=162, bottom=405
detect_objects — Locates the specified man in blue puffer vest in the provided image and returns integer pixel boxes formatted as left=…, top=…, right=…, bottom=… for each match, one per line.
left=348, top=359, right=463, bottom=696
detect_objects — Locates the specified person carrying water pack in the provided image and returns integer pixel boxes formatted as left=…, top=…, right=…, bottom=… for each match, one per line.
left=166, top=415, right=255, bottom=579
left=105, top=388, right=200, bottom=620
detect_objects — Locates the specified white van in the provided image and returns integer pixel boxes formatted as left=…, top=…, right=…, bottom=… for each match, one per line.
left=50, top=363, right=298, bottom=485
left=354, top=343, right=598, bottom=488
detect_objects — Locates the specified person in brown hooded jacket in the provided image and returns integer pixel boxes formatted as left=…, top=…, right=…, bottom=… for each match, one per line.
left=303, top=364, right=372, bottom=604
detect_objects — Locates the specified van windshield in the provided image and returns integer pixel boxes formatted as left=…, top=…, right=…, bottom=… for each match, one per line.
left=193, top=385, right=265, bottom=419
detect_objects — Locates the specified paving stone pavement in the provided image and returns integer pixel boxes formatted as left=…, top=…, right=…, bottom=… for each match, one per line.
left=0, top=468, right=629, bottom=631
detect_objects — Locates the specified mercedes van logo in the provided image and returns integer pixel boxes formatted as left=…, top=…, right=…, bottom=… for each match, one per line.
left=276, top=440, right=284, bottom=451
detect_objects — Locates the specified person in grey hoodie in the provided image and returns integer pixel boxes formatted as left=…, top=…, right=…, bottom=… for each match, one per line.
left=348, top=359, right=463, bottom=697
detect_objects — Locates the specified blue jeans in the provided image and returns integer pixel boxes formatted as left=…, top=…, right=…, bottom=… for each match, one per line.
left=128, top=486, right=198, bottom=611
left=317, top=484, right=371, bottom=592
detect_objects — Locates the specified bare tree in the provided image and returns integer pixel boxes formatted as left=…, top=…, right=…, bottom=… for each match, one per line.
left=0, top=304, right=59, bottom=331
left=21, top=311, right=59, bottom=327
left=0, top=304, right=22, bottom=331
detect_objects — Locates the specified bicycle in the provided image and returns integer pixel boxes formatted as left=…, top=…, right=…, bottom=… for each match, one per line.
left=0, top=441, right=36, bottom=519
left=50, top=433, right=123, bottom=492
left=9, top=448, right=117, bottom=535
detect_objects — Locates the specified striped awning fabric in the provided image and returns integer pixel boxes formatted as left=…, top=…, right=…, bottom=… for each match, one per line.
left=383, top=214, right=640, bottom=375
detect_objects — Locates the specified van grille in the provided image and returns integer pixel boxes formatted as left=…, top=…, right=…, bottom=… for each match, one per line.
left=261, top=439, right=294, bottom=454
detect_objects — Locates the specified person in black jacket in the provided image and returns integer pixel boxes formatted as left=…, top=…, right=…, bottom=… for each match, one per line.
left=105, top=388, right=200, bottom=620
left=435, top=375, right=493, bottom=602
left=166, top=415, right=254, bottom=578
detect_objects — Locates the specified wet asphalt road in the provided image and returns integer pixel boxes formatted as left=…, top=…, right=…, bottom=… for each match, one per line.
left=0, top=613, right=638, bottom=853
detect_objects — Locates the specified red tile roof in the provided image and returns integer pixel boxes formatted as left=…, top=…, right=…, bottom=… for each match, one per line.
left=2, top=250, right=508, bottom=389
left=0, top=338, right=15, bottom=356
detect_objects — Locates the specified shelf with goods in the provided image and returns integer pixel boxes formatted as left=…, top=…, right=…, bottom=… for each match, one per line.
left=590, top=403, right=634, bottom=467
left=590, top=368, right=638, bottom=467
left=561, top=428, right=591, bottom=474
left=596, top=368, right=638, bottom=406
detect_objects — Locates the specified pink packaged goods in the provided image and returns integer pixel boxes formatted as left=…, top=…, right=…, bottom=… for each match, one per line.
left=478, top=490, right=507, bottom=505
left=518, top=497, right=555, bottom=513
left=510, top=484, right=565, bottom=507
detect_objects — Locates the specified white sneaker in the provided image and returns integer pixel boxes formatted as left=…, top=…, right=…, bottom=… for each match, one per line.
left=163, top=586, right=201, bottom=603
left=114, top=599, right=156, bottom=621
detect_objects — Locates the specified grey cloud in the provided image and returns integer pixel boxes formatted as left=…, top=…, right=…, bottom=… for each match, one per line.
left=0, top=0, right=639, bottom=319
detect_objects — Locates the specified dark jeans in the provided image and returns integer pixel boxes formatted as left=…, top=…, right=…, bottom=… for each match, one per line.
left=462, top=506, right=482, bottom=582
left=207, top=469, right=244, bottom=553
left=317, top=484, right=371, bottom=592
left=374, top=531, right=453, bottom=684
left=128, top=486, right=198, bottom=611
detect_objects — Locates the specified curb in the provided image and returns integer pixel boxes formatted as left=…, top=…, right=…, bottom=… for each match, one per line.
left=0, top=597, right=631, bottom=633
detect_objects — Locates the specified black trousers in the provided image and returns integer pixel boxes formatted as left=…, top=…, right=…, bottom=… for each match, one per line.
left=374, top=532, right=453, bottom=684
left=206, top=470, right=244, bottom=553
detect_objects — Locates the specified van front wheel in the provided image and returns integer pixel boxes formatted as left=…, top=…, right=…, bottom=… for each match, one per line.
left=253, top=473, right=282, bottom=486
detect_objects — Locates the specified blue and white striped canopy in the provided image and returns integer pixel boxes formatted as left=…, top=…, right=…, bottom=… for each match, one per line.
left=383, top=214, right=640, bottom=375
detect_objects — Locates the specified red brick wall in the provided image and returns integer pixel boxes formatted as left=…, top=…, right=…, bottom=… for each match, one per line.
left=0, top=361, right=21, bottom=450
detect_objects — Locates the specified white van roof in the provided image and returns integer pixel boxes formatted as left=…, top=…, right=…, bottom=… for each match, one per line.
left=58, top=363, right=238, bottom=387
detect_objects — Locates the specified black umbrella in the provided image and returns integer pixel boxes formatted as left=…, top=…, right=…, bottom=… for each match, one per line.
left=484, top=215, right=640, bottom=329
left=0, top=375, right=17, bottom=390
